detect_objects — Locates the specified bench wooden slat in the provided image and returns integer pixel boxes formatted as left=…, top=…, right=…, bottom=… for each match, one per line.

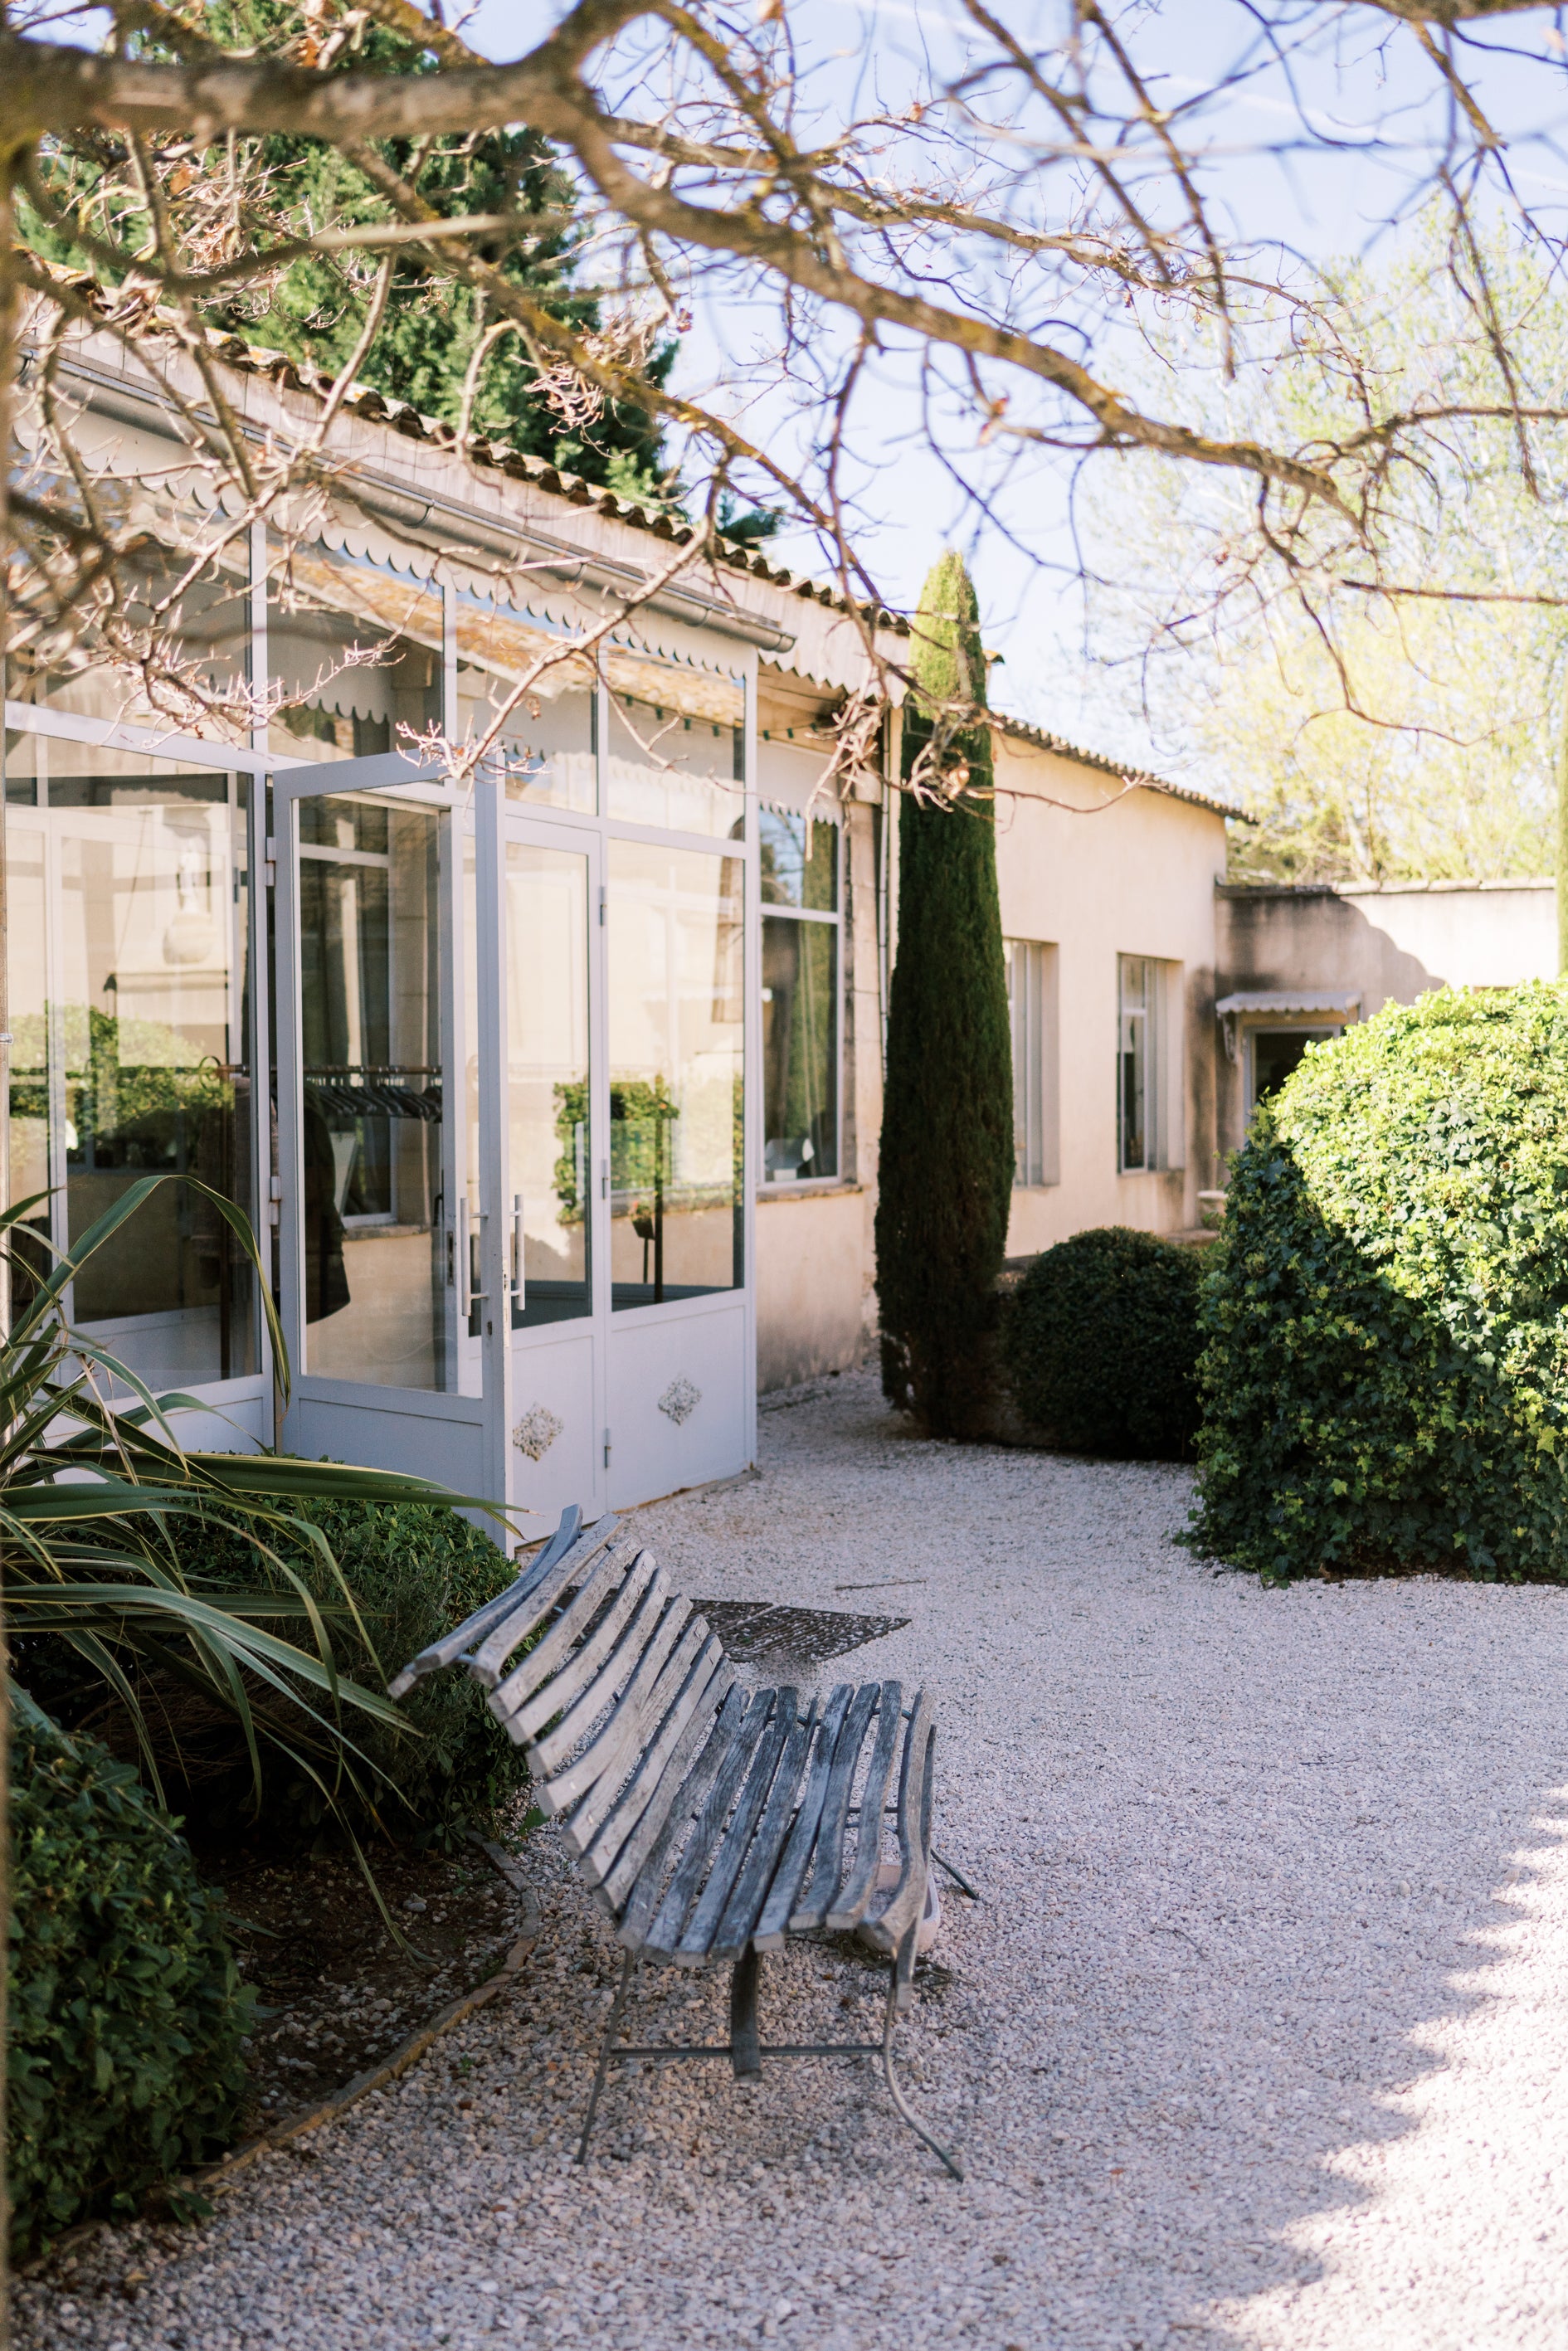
left=709, top=1694, right=819, bottom=1963
left=516, top=1552, right=660, bottom=1765
left=465, top=1513, right=621, bottom=1687
left=587, top=1638, right=734, bottom=1902
left=751, top=1682, right=853, bottom=1952
left=488, top=1538, right=638, bottom=1721
left=789, top=1679, right=881, bottom=1932
left=826, top=1681, right=903, bottom=1930
left=622, top=1687, right=775, bottom=1954
left=861, top=1690, right=936, bottom=1964
left=611, top=1680, right=750, bottom=1944
left=384, top=1505, right=591, bottom=1696
left=667, top=1691, right=799, bottom=1964
left=545, top=1595, right=695, bottom=1830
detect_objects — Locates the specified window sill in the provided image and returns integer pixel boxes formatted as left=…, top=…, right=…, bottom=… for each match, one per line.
left=758, top=1178, right=863, bottom=1202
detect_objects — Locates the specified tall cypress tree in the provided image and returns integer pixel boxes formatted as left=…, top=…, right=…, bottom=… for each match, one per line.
left=875, top=552, right=1015, bottom=1437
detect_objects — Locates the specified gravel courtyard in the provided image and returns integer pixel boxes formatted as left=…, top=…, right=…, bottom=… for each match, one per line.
left=24, top=1366, right=1568, bottom=2351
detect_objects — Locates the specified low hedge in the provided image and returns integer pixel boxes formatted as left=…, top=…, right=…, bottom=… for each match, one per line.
left=1191, top=984, right=1568, bottom=1582
left=9, top=1692, right=252, bottom=2259
left=23, top=1495, right=526, bottom=1847
left=1002, top=1225, right=1203, bottom=1458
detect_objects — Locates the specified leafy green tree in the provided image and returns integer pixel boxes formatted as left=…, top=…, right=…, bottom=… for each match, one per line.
left=875, top=552, right=1015, bottom=1438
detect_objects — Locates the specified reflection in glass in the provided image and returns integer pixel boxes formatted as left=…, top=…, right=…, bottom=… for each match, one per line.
left=609, top=840, right=743, bottom=1307
left=7, top=544, right=251, bottom=731
left=454, top=598, right=597, bottom=812
left=762, top=916, right=836, bottom=1181
left=1118, top=955, right=1153, bottom=1173
left=506, top=845, right=592, bottom=1326
left=758, top=810, right=838, bottom=910
left=268, top=540, right=443, bottom=765
left=606, top=665, right=744, bottom=836
left=297, top=795, right=449, bottom=1390
left=2, top=737, right=256, bottom=1385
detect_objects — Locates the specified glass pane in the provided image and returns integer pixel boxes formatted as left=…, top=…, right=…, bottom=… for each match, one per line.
left=453, top=599, right=597, bottom=813
left=609, top=840, right=743, bottom=1308
left=6, top=815, right=51, bottom=1310
left=762, top=915, right=837, bottom=1181
left=759, top=810, right=838, bottom=910
left=1007, top=939, right=1043, bottom=1187
left=6, top=743, right=258, bottom=1386
left=1119, top=956, right=1150, bottom=1174
left=298, top=796, right=449, bottom=1390
left=268, top=539, right=443, bottom=765
left=8, top=543, right=251, bottom=733
left=606, top=654, right=745, bottom=836
left=506, top=844, right=592, bottom=1327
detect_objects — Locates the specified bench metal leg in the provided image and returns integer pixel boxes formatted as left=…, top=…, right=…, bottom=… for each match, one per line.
left=879, top=1924, right=966, bottom=2181
left=729, top=1945, right=762, bottom=2079
left=575, top=1948, right=636, bottom=2165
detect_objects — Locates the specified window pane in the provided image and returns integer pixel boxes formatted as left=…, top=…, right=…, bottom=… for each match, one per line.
left=609, top=840, right=743, bottom=1307
left=299, top=797, right=448, bottom=1390
left=1119, top=956, right=1151, bottom=1173
left=2, top=740, right=257, bottom=1385
left=454, top=599, right=597, bottom=813
left=759, top=810, right=838, bottom=910
left=762, top=915, right=837, bottom=1180
left=506, top=844, right=592, bottom=1326
left=605, top=655, right=745, bottom=836
left=8, top=543, right=251, bottom=733
left=268, top=539, right=443, bottom=764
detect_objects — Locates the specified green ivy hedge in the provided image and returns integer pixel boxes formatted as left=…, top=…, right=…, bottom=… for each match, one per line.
left=1003, top=1225, right=1204, bottom=1458
left=1191, top=984, right=1568, bottom=1582
left=22, top=1495, right=527, bottom=1847
left=9, top=1693, right=252, bottom=2259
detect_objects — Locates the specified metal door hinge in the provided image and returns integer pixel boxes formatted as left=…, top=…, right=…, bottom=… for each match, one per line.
left=601, top=1158, right=609, bottom=1200
left=264, top=834, right=277, bottom=888
left=598, top=884, right=606, bottom=927
left=603, top=1428, right=611, bottom=1468
left=267, top=1174, right=281, bottom=1228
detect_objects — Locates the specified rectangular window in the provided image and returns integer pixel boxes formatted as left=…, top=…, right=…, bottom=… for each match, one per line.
left=1006, top=938, right=1059, bottom=1187
left=1119, top=954, right=1157, bottom=1173
left=760, top=810, right=840, bottom=1183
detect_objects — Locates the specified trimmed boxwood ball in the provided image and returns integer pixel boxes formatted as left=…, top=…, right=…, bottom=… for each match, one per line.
left=1003, top=1226, right=1203, bottom=1458
left=8, top=1692, right=252, bottom=2259
left=1191, top=983, right=1568, bottom=1584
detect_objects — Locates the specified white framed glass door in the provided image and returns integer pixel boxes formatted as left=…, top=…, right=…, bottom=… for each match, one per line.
left=504, top=815, right=606, bottom=1525
left=275, top=758, right=508, bottom=1501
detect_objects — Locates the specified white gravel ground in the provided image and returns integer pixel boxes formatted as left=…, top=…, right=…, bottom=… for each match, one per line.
left=24, top=1365, right=1568, bottom=2351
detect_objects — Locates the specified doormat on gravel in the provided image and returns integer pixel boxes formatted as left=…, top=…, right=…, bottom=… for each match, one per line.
left=694, top=1599, right=910, bottom=1673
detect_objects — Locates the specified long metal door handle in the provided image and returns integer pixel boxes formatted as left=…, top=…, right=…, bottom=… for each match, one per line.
left=512, top=1192, right=524, bottom=1309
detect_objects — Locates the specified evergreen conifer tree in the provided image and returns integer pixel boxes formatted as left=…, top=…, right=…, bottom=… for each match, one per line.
left=875, top=552, right=1015, bottom=1436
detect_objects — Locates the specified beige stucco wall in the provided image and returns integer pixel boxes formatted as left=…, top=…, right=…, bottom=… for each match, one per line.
left=992, top=737, right=1230, bottom=1245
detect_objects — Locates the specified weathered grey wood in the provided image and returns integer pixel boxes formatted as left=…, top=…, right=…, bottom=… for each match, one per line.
left=488, top=1540, right=640, bottom=1721
left=861, top=1690, right=936, bottom=1959
left=752, top=1683, right=853, bottom=1952
left=825, top=1682, right=903, bottom=1930
left=465, top=1513, right=621, bottom=1687
left=547, top=1595, right=695, bottom=1834
left=586, top=1638, right=734, bottom=1901
left=613, top=1680, right=751, bottom=1947
left=625, top=1687, right=776, bottom=1954
left=514, top=1552, right=660, bottom=1764
left=789, top=1680, right=881, bottom=1932
left=385, top=1505, right=588, bottom=1696
left=710, top=1694, right=819, bottom=1963
left=666, top=1692, right=797, bottom=1963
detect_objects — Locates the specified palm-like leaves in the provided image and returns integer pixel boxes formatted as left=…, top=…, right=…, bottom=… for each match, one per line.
left=2, top=1174, right=504, bottom=1871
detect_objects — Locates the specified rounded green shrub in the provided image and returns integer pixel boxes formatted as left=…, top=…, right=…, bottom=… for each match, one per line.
left=1191, top=984, right=1568, bottom=1583
left=1002, top=1225, right=1203, bottom=1458
left=24, top=1496, right=526, bottom=1846
left=8, top=1692, right=252, bottom=2259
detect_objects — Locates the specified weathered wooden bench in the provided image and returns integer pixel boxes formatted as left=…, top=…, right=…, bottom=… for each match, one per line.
left=391, top=1504, right=962, bottom=2177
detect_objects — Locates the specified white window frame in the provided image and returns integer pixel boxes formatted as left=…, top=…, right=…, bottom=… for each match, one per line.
left=1005, top=937, right=1059, bottom=1187
left=1118, top=954, right=1185, bottom=1175
left=758, top=810, right=844, bottom=1190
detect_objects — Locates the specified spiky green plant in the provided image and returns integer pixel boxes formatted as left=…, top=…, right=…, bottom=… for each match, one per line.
left=0, top=1174, right=502, bottom=1900
left=875, top=552, right=1015, bottom=1438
